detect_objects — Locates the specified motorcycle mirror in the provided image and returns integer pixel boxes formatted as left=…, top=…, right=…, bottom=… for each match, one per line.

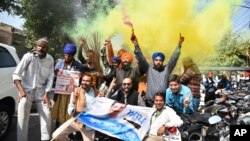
left=244, top=95, right=250, bottom=102
left=208, top=115, right=221, bottom=124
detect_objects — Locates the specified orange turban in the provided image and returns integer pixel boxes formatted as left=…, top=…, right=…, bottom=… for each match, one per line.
left=121, top=52, right=133, bottom=63
left=118, top=49, right=127, bottom=58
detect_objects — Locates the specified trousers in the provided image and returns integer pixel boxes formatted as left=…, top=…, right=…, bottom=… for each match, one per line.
left=17, top=89, right=51, bottom=141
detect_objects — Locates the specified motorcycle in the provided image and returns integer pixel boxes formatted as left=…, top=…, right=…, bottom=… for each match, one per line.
left=179, top=112, right=213, bottom=141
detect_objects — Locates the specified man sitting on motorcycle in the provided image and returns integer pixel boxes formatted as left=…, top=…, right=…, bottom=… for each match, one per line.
left=144, top=92, right=183, bottom=141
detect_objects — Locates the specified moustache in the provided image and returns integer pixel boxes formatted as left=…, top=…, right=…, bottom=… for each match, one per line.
left=33, top=50, right=46, bottom=58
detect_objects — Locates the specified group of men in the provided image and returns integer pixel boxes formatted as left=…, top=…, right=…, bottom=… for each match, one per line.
left=13, top=31, right=203, bottom=141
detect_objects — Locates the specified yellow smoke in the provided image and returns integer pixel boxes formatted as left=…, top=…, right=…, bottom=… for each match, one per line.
left=67, top=0, right=242, bottom=72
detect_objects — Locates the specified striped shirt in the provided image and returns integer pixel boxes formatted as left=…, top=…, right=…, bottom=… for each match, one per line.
left=179, top=64, right=201, bottom=96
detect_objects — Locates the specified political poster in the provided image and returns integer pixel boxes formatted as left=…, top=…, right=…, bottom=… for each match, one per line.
left=54, top=70, right=80, bottom=95
left=76, top=97, right=155, bottom=141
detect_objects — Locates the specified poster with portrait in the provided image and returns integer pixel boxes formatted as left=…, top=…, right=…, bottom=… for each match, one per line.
left=54, top=70, right=80, bottom=95
left=76, top=97, right=155, bottom=141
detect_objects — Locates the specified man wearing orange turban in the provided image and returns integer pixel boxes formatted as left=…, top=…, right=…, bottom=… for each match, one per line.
left=121, top=52, right=134, bottom=70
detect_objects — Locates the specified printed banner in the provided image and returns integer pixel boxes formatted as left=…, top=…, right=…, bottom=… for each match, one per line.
left=54, top=70, right=80, bottom=95
left=76, top=97, right=155, bottom=141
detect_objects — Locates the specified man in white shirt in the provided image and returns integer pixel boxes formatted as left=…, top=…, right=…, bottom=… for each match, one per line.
left=144, top=92, right=183, bottom=141
left=13, top=37, right=54, bottom=141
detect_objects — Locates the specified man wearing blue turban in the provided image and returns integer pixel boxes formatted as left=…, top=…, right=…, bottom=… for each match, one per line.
left=131, top=33, right=185, bottom=106
left=152, top=52, right=165, bottom=62
left=64, top=43, right=77, bottom=55
left=52, top=43, right=87, bottom=128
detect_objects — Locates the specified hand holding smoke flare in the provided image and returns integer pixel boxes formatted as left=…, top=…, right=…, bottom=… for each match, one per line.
left=179, top=33, right=185, bottom=45
left=124, top=20, right=138, bottom=45
left=124, top=20, right=133, bottom=29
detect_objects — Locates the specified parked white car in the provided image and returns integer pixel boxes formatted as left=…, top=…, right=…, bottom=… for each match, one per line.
left=0, top=43, right=20, bottom=139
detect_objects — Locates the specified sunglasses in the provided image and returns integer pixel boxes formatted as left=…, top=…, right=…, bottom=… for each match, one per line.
left=122, top=83, right=131, bottom=86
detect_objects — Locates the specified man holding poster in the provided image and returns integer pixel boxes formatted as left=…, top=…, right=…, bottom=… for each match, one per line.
left=51, top=43, right=85, bottom=128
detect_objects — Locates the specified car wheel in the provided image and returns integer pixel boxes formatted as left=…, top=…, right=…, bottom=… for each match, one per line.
left=0, top=104, right=12, bottom=139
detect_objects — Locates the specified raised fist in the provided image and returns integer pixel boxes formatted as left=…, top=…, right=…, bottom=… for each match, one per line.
left=179, top=33, right=185, bottom=45
left=131, top=32, right=138, bottom=44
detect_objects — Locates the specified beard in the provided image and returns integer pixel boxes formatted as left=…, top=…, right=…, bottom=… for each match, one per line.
left=153, top=63, right=164, bottom=71
left=122, top=62, right=131, bottom=70
left=34, top=51, right=46, bottom=59
left=154, top=63, right=161, bottom=68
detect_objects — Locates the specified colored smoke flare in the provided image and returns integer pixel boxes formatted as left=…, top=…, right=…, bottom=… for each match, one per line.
left=124, top=20, right=133, bottom=28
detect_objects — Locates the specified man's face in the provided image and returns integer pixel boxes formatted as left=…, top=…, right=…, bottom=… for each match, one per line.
left=70, top=78, right=74, bottom=85
left=112, top=61, right=119, bottom=68
left=122, top=60, right=131, bottom=70
left=153, top=57, right=163, bottom=69
left=86, top=53, right=94, bottom=63
left=207, top=72, right=213, bottom=78
left=81, top=75, right=92, bottom=90
left=154, top=95, right=165, bottom=110
left=122, top=78, right=133, bottom=93
left=64, top=54, right=74, bottom=64
left=169, top=81, right=180, bottom=93
left=36, top=41, right=48, bottom=57
left=109, top=102, right=126, bottom=118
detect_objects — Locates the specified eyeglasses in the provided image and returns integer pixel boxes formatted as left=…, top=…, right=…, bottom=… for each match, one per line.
left=122, top=83, right=131, bottom=86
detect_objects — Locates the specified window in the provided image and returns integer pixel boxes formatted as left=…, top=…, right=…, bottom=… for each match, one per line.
left=0, top=46, right=17, bottom=68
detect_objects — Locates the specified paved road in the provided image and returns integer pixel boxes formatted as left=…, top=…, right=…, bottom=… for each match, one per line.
left=4, top=113, right=40, bottom=141
left=4, top=112, right=57, bottom=141
left=4, top=98, right=56, bottom=141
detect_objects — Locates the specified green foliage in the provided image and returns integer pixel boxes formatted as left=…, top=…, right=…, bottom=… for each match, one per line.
left=79, top=0, right=116, bottom=21
left=16, top=0, right=75, bottom=59
left=16, top=0, right=115, bottom=60
left=210, top=32, right=250, bottom=67
left=0, top=0, right=19, bottom=14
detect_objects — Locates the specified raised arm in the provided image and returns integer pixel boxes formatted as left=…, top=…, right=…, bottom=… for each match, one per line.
left=105, top=40, right=115, bottom=65
left=166, top=33, right=185, bottom=74
left=100, top=46, right=109, bottom=69
left=78, top=39, right=87, bottom=64
left=131, top=32, right=149, bottom=74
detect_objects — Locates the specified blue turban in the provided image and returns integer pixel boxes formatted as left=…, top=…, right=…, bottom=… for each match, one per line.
left=64, top=43, right=77, bottom=55
left=112, top=56, right=120, bottom=63
left=152, top=52, right=165, bottom=61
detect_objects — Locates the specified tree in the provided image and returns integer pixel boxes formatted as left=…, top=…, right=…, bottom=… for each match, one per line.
left=209, top=32, right=250, bottom=67
left=0, top=0, right=19, bottom=14
left=16, top=0, right=75, bottom=59
left=16, top=0, right=115, bottom=60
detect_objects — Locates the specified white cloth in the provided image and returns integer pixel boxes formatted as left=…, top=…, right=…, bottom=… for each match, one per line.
left=13, top=52, right=54, bottom=93
left=148, top=106, right=183, bottom=136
